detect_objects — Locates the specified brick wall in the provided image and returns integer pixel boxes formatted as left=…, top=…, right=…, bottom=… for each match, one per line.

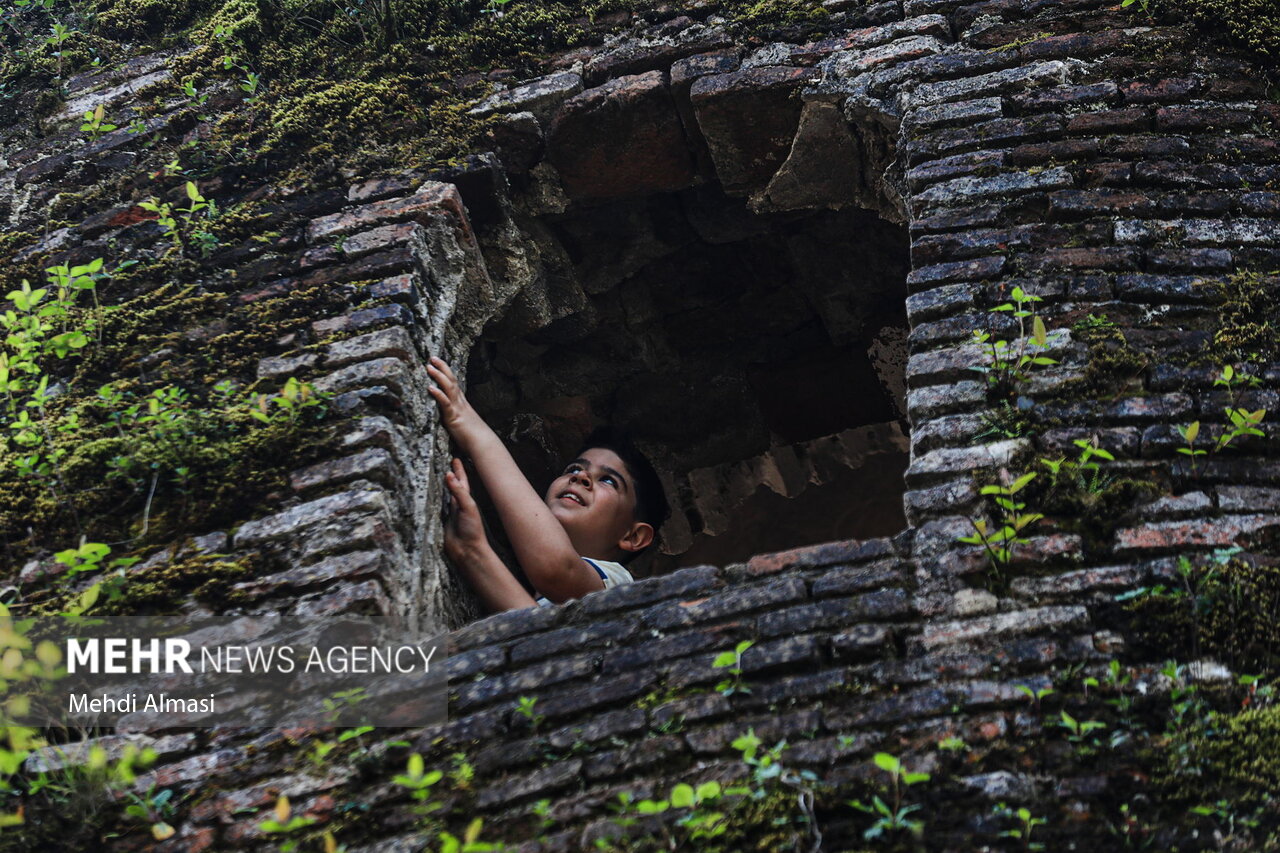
left=4, top=0, right=1279, bottom=847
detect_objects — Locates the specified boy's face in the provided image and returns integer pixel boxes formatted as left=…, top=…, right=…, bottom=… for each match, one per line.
left=544, top=447, right=653, bottom=559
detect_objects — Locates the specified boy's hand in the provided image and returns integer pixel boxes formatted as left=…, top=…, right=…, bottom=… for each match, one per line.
left=442, top=458, right=487, bottom=562
left=427, top=357, right=488, bottom=450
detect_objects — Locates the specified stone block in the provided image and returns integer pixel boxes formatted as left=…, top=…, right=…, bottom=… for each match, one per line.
left=546, top=71, right=695, bottom=202
left=469, top=71, right=583, bottom=123
left=641, top=576, right=808, bottom=630
left=744, top=537, right=893, bottom=576
left=757, top=590, right=910, bottom=637
left=232, top=489, right=389, bottom=549
left=690, top=66, right=817, bottom=194
left=324, top=326, right=417, bottom=369
left=916, top=606, right=1088, bottom=651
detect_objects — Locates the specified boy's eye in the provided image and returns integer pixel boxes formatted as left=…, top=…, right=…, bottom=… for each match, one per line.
left=601, top=475, right=617, bottom=487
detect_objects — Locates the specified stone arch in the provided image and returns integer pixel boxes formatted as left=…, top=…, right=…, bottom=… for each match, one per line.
left=414, top=42, right=924, bottom=603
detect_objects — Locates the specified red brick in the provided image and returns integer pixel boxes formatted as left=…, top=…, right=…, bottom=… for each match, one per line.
left=1066, top=108, right=1150, bottom=134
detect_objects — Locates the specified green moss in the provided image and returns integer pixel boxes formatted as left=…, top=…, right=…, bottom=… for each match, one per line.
left=1155, top=0, right=1280, bottom=58
left=1160, top=704, right=1280, bottom=807
left=1126, top=559, right=1280, bottom=673
left=96, top=0, right=218, bottom=41
left=1072, top=319, right=1150, bottom=396
left=1211, top=271, right=1280, bottom=366
left=107, top=551, right=259, bottom=610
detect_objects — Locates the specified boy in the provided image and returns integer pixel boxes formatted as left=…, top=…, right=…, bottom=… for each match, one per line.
left=426, top=357, right=667, bottom=612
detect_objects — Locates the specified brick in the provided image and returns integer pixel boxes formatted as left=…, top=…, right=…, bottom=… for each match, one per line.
left=907, top=150, right=1005, bottom=189
left=913, top=167, right=1073, bottom=207
left=1104, top=393, right=1193, bottom=422
left=1148, top=248, right=1233, bottom=273
left=910, top=60, right=1071, bottom=106
left=324, top=326, right=417, bottom=369
left=906, top=380, right=987, bottom=419
left=1020, top=29, right=1132, bottom=59
left=911, top=115, right=1065, bottom=161
left=290, top=448, right=399, bottom=493
left=547, top=709, right=647, bottom=749
left=469, top=71, right=583, bottom=120
left=1026, top=247, right=1139, bottom=272
left=684, top=709, right=821, bottom=753
left=1156, top=106, right=1254, bottom=131
left=1114, top=273, right=1217, bottom=303
left=906, top=255, right=1006, bottom=290
left=232, top=489, right=389, bottom=548
left=1122, top=77, right=1198, bottom=103
left=579, top=565, right=724, bottom=615
left=811, top=559, right=905, bottom=597
left=1218, top=486, right=1280, bottom=513
left=583, top=735, right=684, bottom=782
left=232, top=550, right=385, bottom=598
left=1008, top=138, right=1101, bottom=167
left=448, top=604, right=562, bottom=652
left=452, top=653, right=597, bottom=710
left=315, top=357, right=413, bottom=398
left=757, top=590, right=910, bottom=637
left=906, top=96, right=1003, bottom=130
left=445, top=645, right=506, bottom=681
left=916, top=606, right=1088, bottom=651
left=911, top=205, right=1003, bottom=234
left=312, top=304, right=414, bottom=338
left=367, top=273, right=418, bottom=302
left=307, top=182, right=467, bottom=244
left=743, top=537, right=893, bottom=576
left=905, top=478, right=980, bottom=522
left=1015, top=81, right=1119, bottom=109
left=829, top=686, right=950, bottom=728
left=640, top=576, right=807, bottom=630
left=510, top=620, right=638, bottom=664
left=1114, top=515, right=1280, bottom=552
left=537, top=669, right=658, bottom=718
left=831, top=624, right=895, bottom=659
left=476, top=760, right=582, bottom=808
left=1065, top=107, right=1149, bottom=134
left=602, top=627, right=743, bottom=675
left=257, top=351, right=319, bottom=381
left=798, top=14, right=950, bottom=62
left=906, top=438, right=1029, bottom=485
left=906, top=283, right=976, bottom=323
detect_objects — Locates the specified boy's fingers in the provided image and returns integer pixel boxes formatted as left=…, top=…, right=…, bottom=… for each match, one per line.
left=430, top=357, right=458, bottom=383
left=451, top=458, right=470, bottom=490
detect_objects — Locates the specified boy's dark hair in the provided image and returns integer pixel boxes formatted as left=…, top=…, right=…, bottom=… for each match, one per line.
left=576, top=427, right=669, bottom=537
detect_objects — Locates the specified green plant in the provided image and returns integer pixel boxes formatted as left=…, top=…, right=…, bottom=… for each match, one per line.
left=1058, top=710, right=1106, bottom=755
left=849, top=752, right=929, bottom=841
left=1041, top=437, right=1116, bottom=494
left=259, top=795, right=316, bottom=852
left=958, top=471, right=1043, bottom=585
left=79, top=104, right=116, bottom=141
left=54, top=541, right=138, bottom=578
left=438, top=817, right=504, bottom=852
left=712, top=640, right=753, bottom=697
left=1120, top=0, right=1151, bottom=17
left=970, top=286, right=1057, bottom=397
left=250, top=377, right=327, bottom=425
left=993, top=803, right=1047, bottom=851
left=392, top=754, right=444, bottom=819
left=937, top=736, right=969, bottom=752
left=515, top=695, right=544, bottom=730
left=45, top=20, right=71, bottom=76
left=1178, top=365, right=1267, bottom=474
left=1016, top=683, right=1054, bottom=715
left=122, top=785, right=180, bottom=841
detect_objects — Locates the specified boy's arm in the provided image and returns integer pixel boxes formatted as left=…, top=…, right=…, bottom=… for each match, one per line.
left=428, top=358, right=604, bottom=603
left=442, top=458, right=538, bottom=612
